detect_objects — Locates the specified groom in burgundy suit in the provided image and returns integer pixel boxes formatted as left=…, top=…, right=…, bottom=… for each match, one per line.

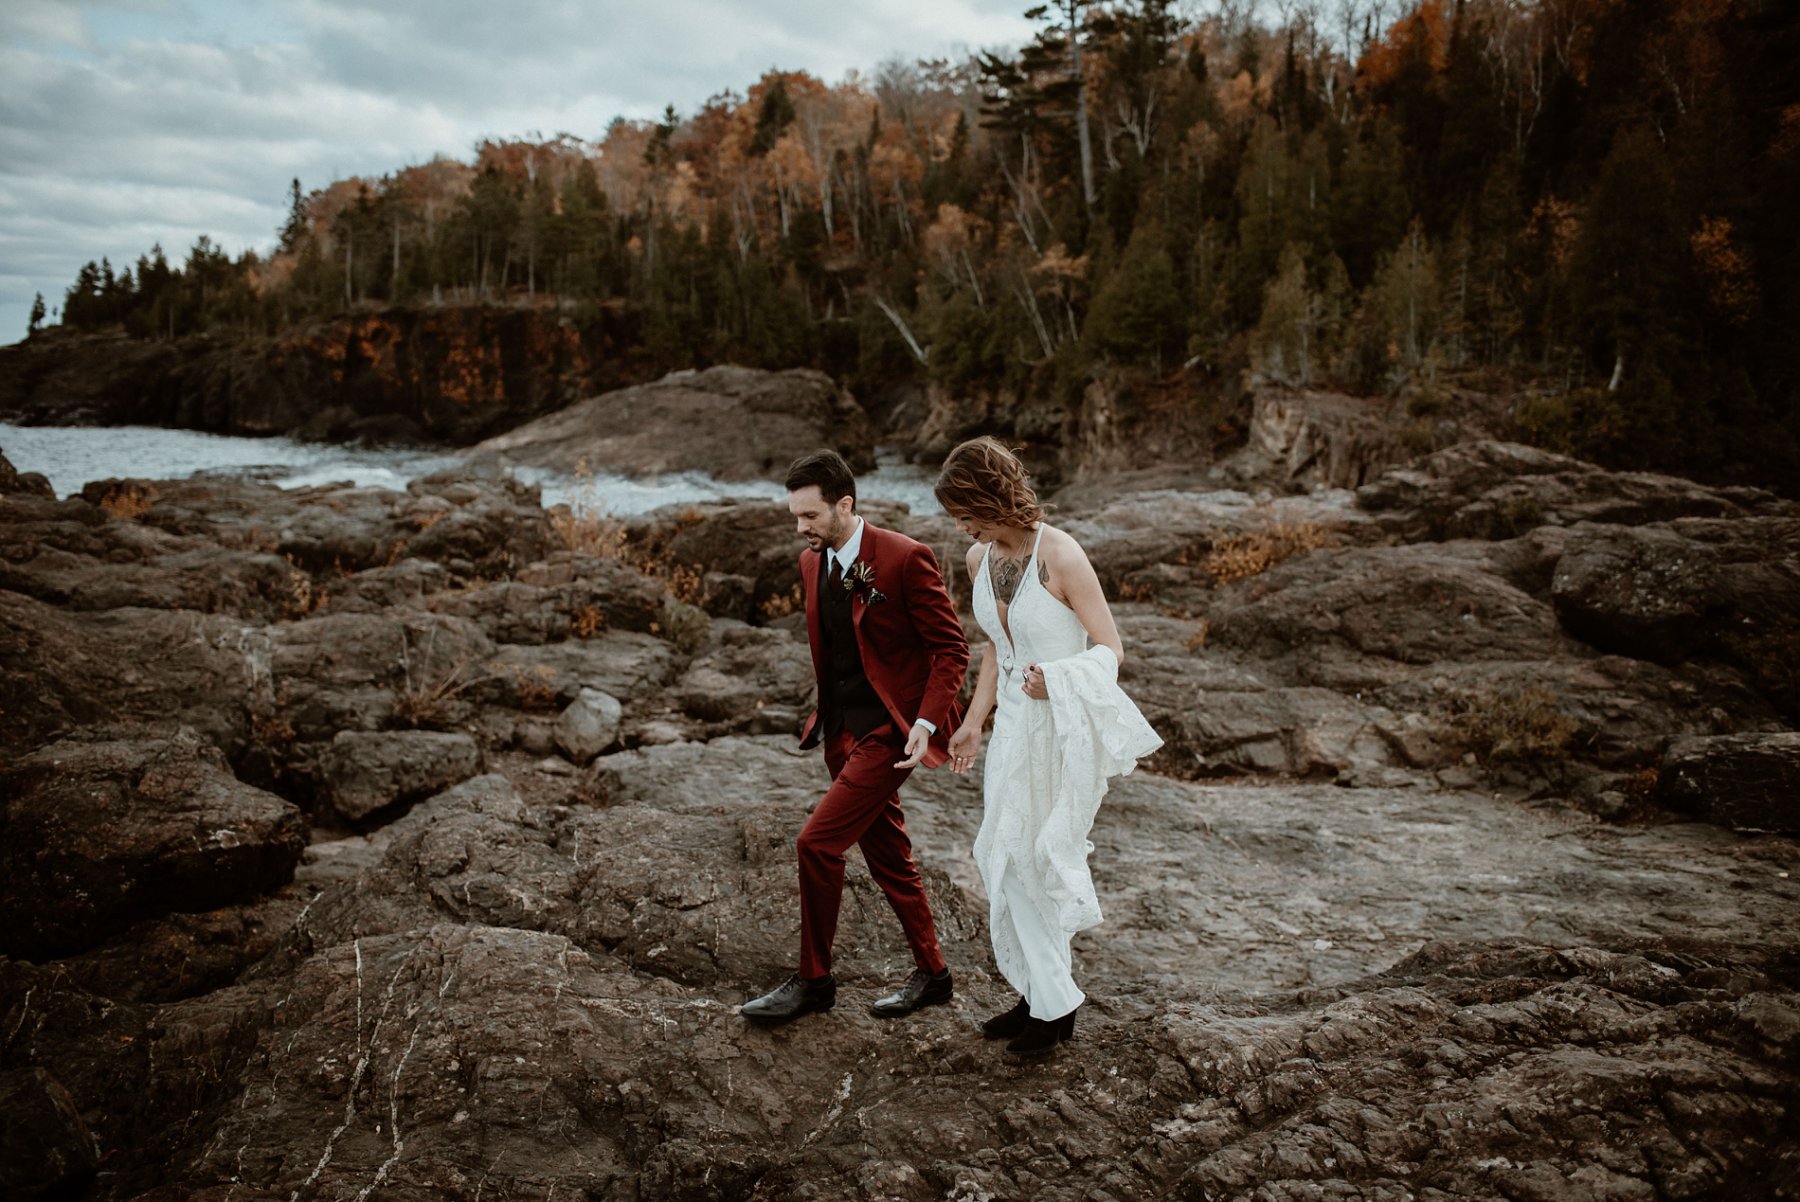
left=741, top=450, right=970, bottom=1024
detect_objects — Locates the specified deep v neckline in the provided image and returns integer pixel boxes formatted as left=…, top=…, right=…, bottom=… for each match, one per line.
left=984, top=524, right=1045, bottom=660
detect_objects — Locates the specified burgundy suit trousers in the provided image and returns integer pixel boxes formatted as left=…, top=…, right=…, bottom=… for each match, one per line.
left=796, top=721, right=946, bottom=980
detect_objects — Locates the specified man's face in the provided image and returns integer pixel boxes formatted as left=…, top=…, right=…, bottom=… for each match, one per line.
left=789, top=485, right=854, bottom=550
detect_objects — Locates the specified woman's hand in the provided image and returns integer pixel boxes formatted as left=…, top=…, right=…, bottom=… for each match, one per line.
left=948, top=723, right=983, bottom=774
left=1021, top=663, right=1050, bottom=700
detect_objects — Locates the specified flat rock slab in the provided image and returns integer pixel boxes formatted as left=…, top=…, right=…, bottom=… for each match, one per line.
left=0, top=728, right=306, bottom=959
left=7, top=739, right=1798, bottom=1200
left=320, top=729, right=484, bottom=821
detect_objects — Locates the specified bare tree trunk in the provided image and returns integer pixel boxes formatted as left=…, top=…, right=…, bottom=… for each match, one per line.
left=963, top=249, right=985, bottom=309
left=1013, top=271, right=1055, bottom=358
left=873, top=296, right=929, bottom=364
left=998, top=149, right=1041, bottom=254
left=773, top=159, right=792, bottom=238
left=1069, top=0, right=1097, bottom=210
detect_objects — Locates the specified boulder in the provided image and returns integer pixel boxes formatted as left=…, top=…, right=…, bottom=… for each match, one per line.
left=49, top=892, right=312, bottom=1004
left=552, top=687, right=623, bottom=763
left=622, top=496, right=955, bottom=621
left=268, top=611, right=494, bottom=742
left=1356, top=439, right=1791, bottom=542
left=0, top=956, right=280, bottom=1201
left=468, top=364, right=875, bottom=480
left=0, top=590, right=257, bottom=758
left=427, top=558, right=666, bottom=642
left=0, top=485, right=298, bottom=619
left=1656, top=732, right=1800, bottom=832
left=1248, top=387, right=1413, bottom=489
left=99, top=468, right=554, bottom=577
left=0, top=1068, right=98, bottom=1202
left=1550, top=517, right=1800, bottom=683
left=0, top=728, right=306, bottom=959
left=672, top=623, right=815, bottom=734
left=1208, top=542, right=1572, bottom=669
left=484, top=632, right=676, bottom=712
left=0, top=447, right=53, bottom=497
left=319, top=729, right=484, bottom=821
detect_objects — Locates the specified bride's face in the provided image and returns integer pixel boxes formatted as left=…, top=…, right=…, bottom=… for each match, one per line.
left=949, top=508, right=1000, bottom=543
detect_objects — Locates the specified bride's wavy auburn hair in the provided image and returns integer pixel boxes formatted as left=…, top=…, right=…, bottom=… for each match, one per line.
left=934, top=436, right=1048, bottom=528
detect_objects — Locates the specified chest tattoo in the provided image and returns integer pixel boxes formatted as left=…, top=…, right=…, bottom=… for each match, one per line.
left=990, top=554, right=1050, bottom=603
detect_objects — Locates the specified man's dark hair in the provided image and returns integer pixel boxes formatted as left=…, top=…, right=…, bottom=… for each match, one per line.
left=784, top=449, right=857, bottom=506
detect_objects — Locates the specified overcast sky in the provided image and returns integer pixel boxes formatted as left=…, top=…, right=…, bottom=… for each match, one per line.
left=0, top=0, right=1039, bottom=344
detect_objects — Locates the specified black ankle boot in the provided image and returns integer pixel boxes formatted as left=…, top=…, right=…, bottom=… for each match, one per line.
left=981, top=996, right=1030, bottom=1040
left=1003, top=1006, right=1078, bottom=1060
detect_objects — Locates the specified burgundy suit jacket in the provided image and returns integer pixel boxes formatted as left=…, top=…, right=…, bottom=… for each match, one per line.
left=798, top=521, right=970, bottom=768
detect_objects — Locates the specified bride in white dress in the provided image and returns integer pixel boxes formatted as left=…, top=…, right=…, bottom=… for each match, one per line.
left=935, top=437, right=1163, bottom=1060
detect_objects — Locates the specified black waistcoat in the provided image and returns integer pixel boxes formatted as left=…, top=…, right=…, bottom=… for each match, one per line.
left=820, top=554, right=886, bottom=736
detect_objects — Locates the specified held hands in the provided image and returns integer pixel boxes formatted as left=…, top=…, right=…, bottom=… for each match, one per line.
left=893, top=722, right=932, bottom=770
left=1021, top=663, right=1049, bottom=701
left=947, top=723, right=982, bottom=775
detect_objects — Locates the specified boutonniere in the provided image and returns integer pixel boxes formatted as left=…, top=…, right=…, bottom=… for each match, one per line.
left=842, top=560, right=887, bottom=605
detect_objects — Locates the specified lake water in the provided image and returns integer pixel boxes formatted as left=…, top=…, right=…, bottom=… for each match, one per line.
left=0, top=424, right=942, bottom=516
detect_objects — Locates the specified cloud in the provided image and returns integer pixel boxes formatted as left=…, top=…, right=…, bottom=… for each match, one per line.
left=0, top=0, right=1035, bottom=341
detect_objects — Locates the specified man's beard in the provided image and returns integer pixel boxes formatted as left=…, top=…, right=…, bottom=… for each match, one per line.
left=805, top=511, right=845, bottom=548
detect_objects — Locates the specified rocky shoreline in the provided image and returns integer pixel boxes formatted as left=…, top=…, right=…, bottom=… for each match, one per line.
left=2, top=397, right=1797, bottom=1199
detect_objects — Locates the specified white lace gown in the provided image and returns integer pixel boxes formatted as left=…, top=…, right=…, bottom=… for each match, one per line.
left=972, top=526, right=1164, bottom=1020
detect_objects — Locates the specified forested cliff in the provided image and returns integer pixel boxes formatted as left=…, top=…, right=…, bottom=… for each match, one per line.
left=34, top=0, right=1800, bottom=487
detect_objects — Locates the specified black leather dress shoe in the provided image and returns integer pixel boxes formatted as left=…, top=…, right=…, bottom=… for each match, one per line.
left=1003, top=1006, right=1077, bottom=1060
left=869, top=967, right=953, bottom=1017
left=981, top=996, right=1030, bottom=1040
left=740, top=974, right=836, bottom=1023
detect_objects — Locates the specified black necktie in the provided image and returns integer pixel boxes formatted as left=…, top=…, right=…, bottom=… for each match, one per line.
left=829, top=556, right=843, bottom=592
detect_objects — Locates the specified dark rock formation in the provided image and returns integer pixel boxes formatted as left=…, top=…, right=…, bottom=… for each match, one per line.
left=1657, top=732, right=1800, bottom=832
left=1551, top=518, right=1800, bottom=718
left=1247, top=387, right=1414, bottom=489
left=0, top=446, right=54, bottom=497
left=0, top=1066, right=99, bottom=1202
left=0, top=728, right=306, bottom=959
left=1357, top=440, right=1792, bottom=543
left=0, top=308, right=648, bottom=443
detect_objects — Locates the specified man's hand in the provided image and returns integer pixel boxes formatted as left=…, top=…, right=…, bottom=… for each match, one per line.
left=894, top=722, right=932, bottom=769
left=947, top=723, right=982, bottom=775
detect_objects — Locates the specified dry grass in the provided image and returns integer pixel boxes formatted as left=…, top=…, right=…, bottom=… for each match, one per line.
left=1205, top=519, right=1334, bottom=584
left=760, top=583, right=804, bottom=621
left=571, top=604, right=607, bottom=638
left=98, top=483, right=155, bottom=519
left=1440, top=685, right=1581, bottom=767
left=504, top=663, right=562, bottom=712
left=550, top=458, right=629, bottom=557
left=393, top=627, right=484, bottom=727
left=282, top=554, right=330, bottom=619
